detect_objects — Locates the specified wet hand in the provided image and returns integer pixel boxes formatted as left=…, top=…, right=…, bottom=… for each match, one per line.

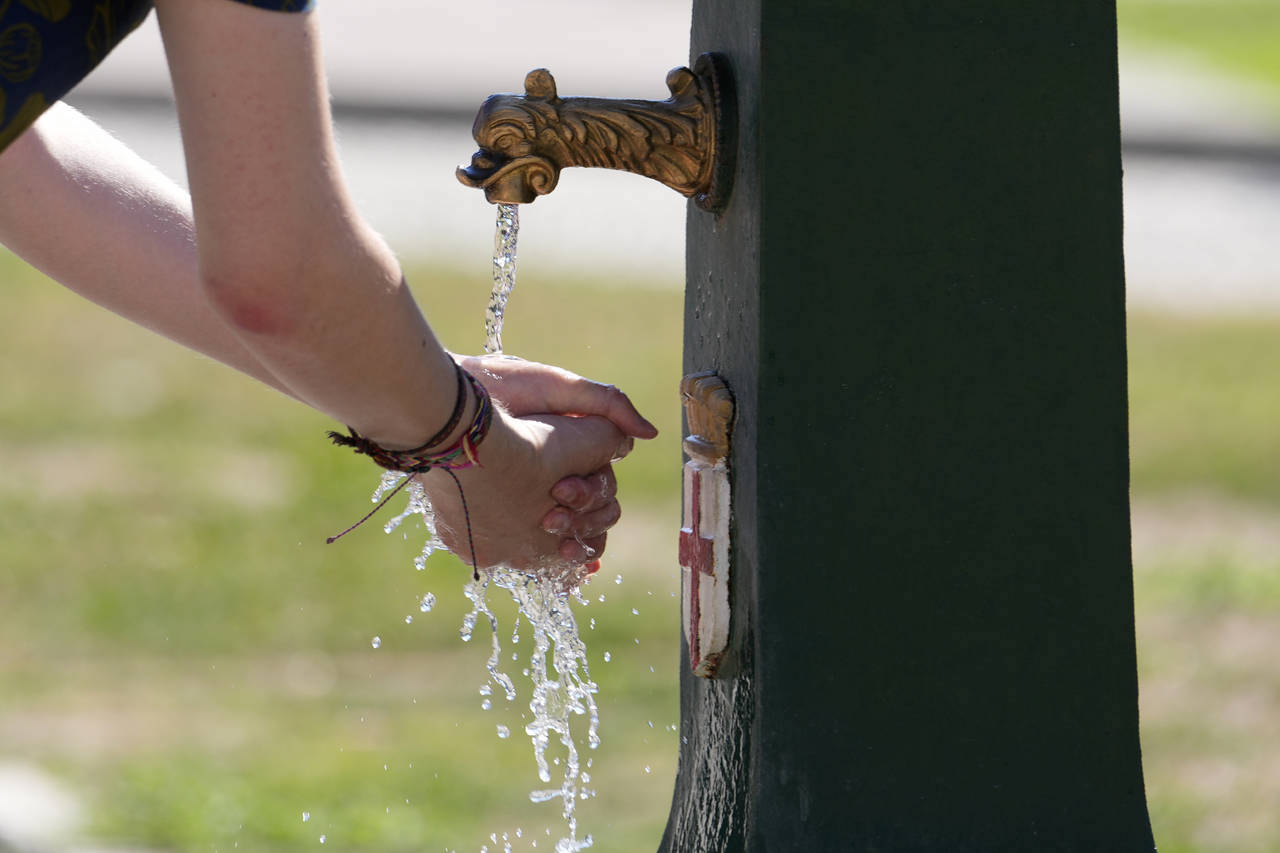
left=540, top=466, right=621, bottom=563
left=419, top=406, right=629, bottom=576
left=456, top=353, right=655, bottom=562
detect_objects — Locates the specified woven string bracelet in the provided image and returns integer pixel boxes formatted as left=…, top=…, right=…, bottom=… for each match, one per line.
left=326, top=367, right=493, bottom=579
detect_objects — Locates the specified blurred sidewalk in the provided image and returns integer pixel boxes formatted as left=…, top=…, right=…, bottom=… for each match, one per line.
left=1120, top=52, right=1280, bottom=313
left=56, top=4, right=1280, bottom=308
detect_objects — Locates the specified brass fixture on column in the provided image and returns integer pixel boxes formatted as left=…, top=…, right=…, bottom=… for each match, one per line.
left=457, top=53, right=735, bottom=213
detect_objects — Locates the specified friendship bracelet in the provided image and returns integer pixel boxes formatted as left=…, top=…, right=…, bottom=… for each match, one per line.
left=326, top=370, right=493, bottom=473
left=325, top=368, right=494, bottom=579
left=332, top=360, right=467, bottom=468
left=420, top=361, right=469, bottom=450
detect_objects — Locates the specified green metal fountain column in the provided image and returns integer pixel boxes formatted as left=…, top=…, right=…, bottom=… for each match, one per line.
left=662, top=1, right=1157, bottom=850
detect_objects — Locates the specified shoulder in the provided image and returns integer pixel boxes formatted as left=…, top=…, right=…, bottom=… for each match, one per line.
left=0, top=0, right=154, bottom=151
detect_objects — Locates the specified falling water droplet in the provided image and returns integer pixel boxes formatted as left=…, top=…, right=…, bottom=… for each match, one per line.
left=497, top=725, right=511, bottom=739
left=420, top=593, right=436, bottom=612
left=603, top=652, right=611, bottom=662
left=302, top=812, right=310, bottom=823
left=371, top=636, right=381, bottom=649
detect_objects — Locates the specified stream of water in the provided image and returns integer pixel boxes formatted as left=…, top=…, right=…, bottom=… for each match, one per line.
left=484, top=203, right=520, bottom=355
left=368, top=203, right=598, bottom=851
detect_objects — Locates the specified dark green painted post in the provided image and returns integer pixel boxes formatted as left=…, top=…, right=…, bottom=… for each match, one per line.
left=661, top=2, right=1156, bottom=850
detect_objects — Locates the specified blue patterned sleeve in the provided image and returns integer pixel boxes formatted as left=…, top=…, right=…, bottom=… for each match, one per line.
left=222, top=0, right=316, bottom=11
left=0, top=0, right=317, bottom=152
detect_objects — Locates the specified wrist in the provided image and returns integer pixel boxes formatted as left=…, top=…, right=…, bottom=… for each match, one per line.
left=328, top=365, right=496, bottom=473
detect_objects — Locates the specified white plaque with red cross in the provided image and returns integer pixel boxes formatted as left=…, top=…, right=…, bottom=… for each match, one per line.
left=679, top=372, right=734, bottom=678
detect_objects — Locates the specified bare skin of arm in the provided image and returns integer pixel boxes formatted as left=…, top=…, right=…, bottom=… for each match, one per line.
left=0, top=102, right=293, bottom=396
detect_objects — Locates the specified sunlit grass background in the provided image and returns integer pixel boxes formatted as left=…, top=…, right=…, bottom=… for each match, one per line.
left=2, top=3, right=1279, bottom=851
left=1119, top=0, right=1280, bottom=103
left=0, top=256, right=686, bottom=851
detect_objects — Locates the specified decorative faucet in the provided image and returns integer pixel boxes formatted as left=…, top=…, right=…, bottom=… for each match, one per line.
left=457, top=53, right=735, bottom=212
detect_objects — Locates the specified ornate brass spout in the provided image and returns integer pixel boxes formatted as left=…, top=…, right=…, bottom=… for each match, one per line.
left=457, top=53, right=734, bottom=213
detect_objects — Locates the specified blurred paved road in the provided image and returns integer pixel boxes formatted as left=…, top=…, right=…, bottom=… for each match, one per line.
left=1121, top=54, right=1280, bottom=312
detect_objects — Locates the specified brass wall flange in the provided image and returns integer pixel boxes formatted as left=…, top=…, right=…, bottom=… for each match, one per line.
left=457, top=52, right=735, bottom=213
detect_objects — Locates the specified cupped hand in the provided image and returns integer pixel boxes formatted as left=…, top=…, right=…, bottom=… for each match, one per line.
left=417, top=404, right=630, bottom=577
left=455, top=353, right=657, bottom=561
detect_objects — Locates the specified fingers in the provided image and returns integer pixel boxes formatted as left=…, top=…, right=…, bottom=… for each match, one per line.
left=540, top=492, right=620, bottom=536
left=544, top=499, right=620, bottom=540
left=550, top=467, right=618, bottom=512
left=542, top=465, right=620, bottom=566
left=559, top=533, right=607, bottom=563
left=557, top=378, right=658, bottom=439
left=480, top=358, right=657, bottom=439
left=535, top=420, right=629, bottom=566
left=548, top=414, right=632, bottom=474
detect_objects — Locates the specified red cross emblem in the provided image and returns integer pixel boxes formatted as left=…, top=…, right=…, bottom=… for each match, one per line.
left=679, top=371, right=734, bottom=678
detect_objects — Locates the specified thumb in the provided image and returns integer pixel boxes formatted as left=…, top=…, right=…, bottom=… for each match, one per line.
left=546, top=376, right=659, bottom=440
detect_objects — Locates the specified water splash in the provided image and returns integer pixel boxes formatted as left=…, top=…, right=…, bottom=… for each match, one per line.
left=374, top=471, right=598, bottom=852
left=484, top=203, right=520, bottom=354
left=463, top=569, right=598, bottom=853
left=373, top=471, right=444, bottom=572
left=368, top=204, right=605, bottom=848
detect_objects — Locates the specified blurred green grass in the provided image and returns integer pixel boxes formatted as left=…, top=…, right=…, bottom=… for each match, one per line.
left=1118, top=0, right=1280, bottom=109
left=3, top=252, right=1280, bottom=851
left=1129, top=313, right=1280, bottom=511
left=0, top=251, right=684, bottom=851
left=1128, top=314, right=1280, bottom=853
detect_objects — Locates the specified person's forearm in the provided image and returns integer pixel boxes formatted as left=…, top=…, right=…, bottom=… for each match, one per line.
left=0, top=103, right=295, bottom=397
left=156, top=0, right=457, bottom=450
